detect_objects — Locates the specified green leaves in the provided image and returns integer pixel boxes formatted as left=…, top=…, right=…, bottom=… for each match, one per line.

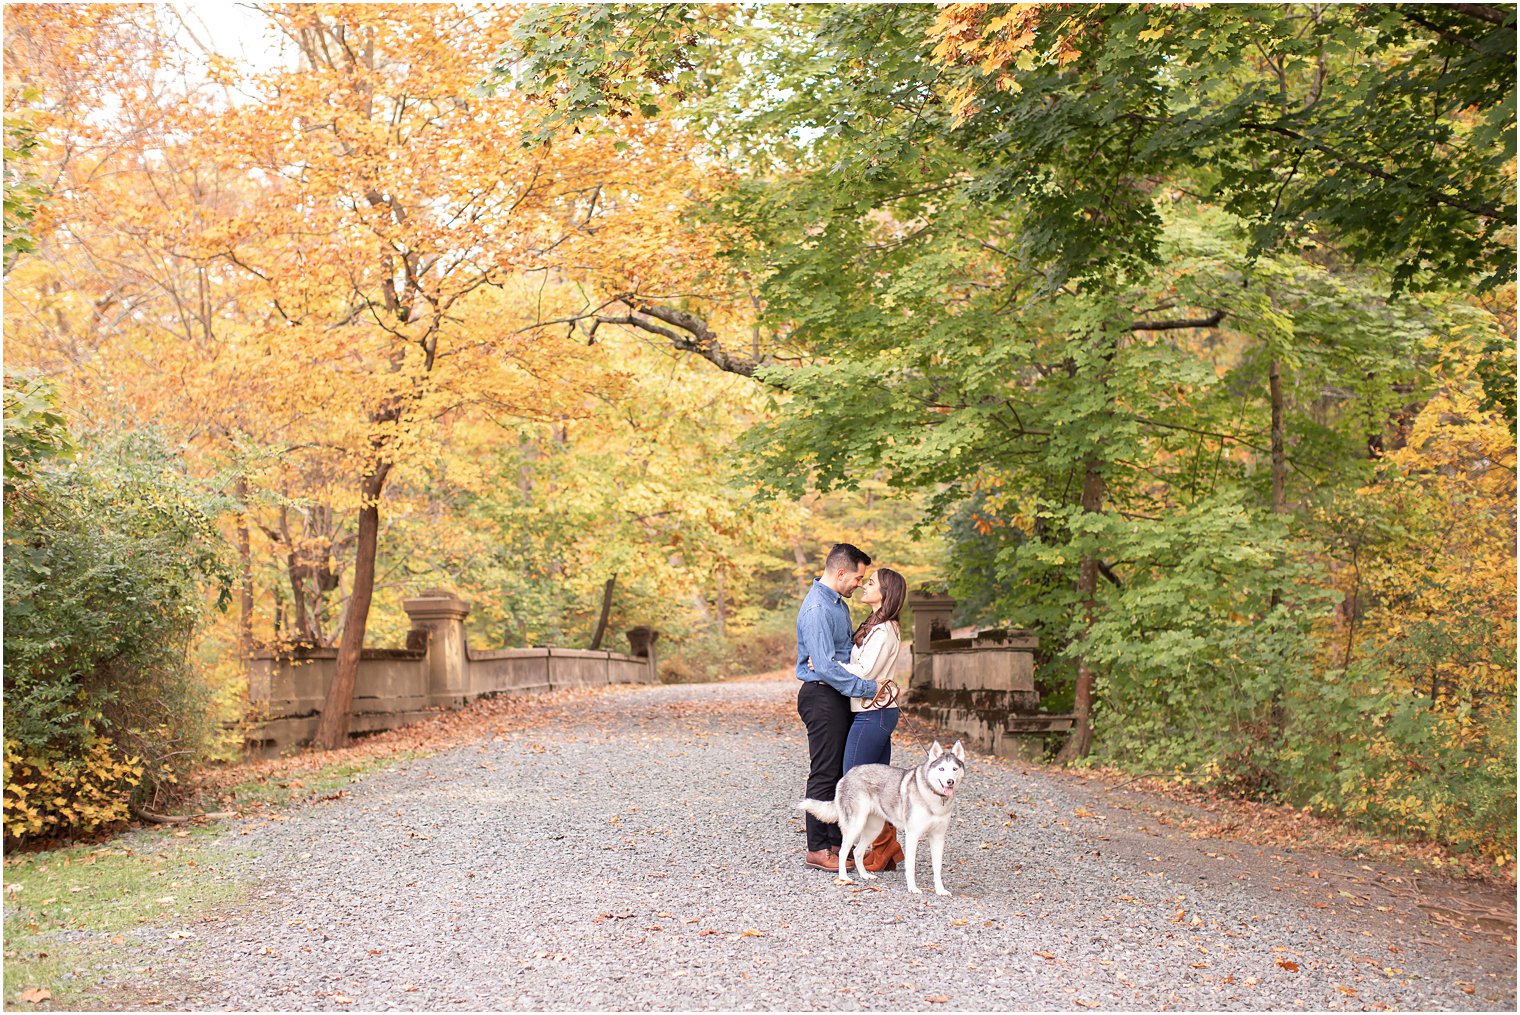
left=3, top=91, right=49, bottom=275
left=3, top=375, right=77, bottom=495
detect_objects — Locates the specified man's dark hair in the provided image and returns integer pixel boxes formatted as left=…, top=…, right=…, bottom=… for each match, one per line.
left=825, top=542, right=871, bottom=573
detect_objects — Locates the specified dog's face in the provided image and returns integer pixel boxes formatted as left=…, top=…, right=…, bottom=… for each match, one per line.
left=924, top=740, right=967, bottom=798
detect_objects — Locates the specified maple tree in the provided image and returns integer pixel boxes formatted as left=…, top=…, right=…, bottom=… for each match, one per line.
left=505, top=2, right=1516, bottom=860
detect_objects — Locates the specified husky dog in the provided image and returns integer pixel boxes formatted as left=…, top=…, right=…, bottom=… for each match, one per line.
left=797, top=740, right=967, bottom=895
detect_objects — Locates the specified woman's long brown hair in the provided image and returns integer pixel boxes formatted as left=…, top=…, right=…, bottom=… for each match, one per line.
left=853, top=568, right=906, bottom=646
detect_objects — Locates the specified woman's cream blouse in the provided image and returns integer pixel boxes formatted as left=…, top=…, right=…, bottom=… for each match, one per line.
left=840, top=621, right=905, bottom=712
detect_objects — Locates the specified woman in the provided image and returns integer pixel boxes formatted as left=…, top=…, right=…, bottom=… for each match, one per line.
left=838, top=566, right=909, bottom=872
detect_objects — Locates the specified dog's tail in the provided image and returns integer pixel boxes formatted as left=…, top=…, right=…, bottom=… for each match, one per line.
left=796, top=798, right=841, bottom=825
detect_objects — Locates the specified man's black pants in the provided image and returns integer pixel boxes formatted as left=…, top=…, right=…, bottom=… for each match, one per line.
left=797, top=680, right=852, bottom=852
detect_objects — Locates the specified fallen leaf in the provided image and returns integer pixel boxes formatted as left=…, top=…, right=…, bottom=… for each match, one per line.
left=1277, top=959, right=1299, bottom=972
left=19, top=988, right=52, bottom=1004
left=1035, top=951, right=1055, bottom=960
left=925, top=996, right=949, bottom=1004
left=333, top=995, right=353, bottom=1005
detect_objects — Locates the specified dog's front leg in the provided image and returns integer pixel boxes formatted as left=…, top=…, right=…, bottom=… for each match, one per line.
left=903, top=826, right=923, bottom=894
left=929, top=832, right=950, bottom=896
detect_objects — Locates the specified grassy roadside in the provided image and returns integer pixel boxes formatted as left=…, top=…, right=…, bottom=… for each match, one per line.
left=2, top=749, right=415, bottom=1009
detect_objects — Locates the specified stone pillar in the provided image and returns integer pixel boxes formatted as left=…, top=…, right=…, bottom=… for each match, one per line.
left=626, top=626, right=660, bottom=683
left=906, top=590, right=955, bottom=692
left=404, top=589, right=472, bottom=706
left=906, top=590, right=956, bottom=652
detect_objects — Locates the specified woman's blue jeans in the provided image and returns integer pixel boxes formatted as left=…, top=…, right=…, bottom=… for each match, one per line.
left=843, top=707, right=899, bottom=772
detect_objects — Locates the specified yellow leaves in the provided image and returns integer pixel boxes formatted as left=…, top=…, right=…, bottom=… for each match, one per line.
left=4, top=738, right=142, bottom=843
left=926, top=3, right=1084, bottom=122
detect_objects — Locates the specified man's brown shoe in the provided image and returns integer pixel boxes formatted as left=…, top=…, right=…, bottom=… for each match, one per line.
left=804, top=848, right=838, bottom=871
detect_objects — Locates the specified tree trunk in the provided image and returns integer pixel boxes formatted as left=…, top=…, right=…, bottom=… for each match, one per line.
left=1056, top=457, right=1105, bottom=764
left=234, top=476, right=255, bottom=660
left=589, top=574, right=617, bottom=650
left=312, top=460, right=392, bottom=750
left=1269, top=358, right=1286, bottom=514
left=792, top=542, right=811, bottom=596
left=715, top=570, right=727, bottom=639
left=280, top=504, right=313, bottom=645
left=1267, top=357, right=1288, bottom=732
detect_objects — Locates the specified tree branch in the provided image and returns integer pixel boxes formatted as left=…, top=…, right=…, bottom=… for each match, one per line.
left=1237, top=120, right=1504, bottom=220
left=1127, top=309, right=1226, bottom=331
left=612, top=296, right=772, bottom=380
left=1399, top=9, right=1485, bottom=54
left=1449, top=4, right=1511, bottom=26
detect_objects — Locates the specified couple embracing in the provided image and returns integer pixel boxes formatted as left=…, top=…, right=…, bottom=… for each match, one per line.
left=794, top=542, right=908, bottom=872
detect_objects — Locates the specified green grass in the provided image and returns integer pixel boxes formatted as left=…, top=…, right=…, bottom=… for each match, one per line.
left=2, top=749, right=418, bottom=1008
left=3, top=832, right=248, bottom=1009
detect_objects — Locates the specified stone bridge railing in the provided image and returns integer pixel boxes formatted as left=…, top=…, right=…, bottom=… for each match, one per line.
left=245, top=589, right=659, bottom=754
left=903, top=590, right=1071, bottom=761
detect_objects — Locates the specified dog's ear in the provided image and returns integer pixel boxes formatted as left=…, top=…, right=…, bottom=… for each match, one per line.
left=950, top=739, right=966, bottom=761
left=927, top=740, right=944, bottom=760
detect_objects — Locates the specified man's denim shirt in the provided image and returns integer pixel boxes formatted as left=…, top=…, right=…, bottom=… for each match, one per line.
left=795, top=579, right=877, bottom=699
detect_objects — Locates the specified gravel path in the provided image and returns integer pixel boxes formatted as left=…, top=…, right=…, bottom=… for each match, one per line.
left=101, top=677, right=1514, bottom=1011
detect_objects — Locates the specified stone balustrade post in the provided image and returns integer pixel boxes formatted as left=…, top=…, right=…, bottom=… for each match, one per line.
left=403, top=589, right=472, bottom=706
left=906, top=590, right=956, bottom=691
left=626, top=626, right=660, bottom=684
left=906, top=590, right=956, bottom=652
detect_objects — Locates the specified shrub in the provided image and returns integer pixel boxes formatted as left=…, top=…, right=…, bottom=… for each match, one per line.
left=3, top=733, right=142, bottom=841
left=3, top=378, right=232, bottom=843
left=1276, top=672, right=1517, bottom=866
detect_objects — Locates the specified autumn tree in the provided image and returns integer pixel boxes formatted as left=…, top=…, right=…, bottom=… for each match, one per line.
left=506, top=0, right=1516, bottom=863
left=6, top=3, right=742, bottom=748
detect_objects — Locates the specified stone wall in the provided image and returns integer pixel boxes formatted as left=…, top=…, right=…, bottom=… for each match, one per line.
left=245, top=590, right=658, bottom=753
left=902, top=591, right=1071, bottom=761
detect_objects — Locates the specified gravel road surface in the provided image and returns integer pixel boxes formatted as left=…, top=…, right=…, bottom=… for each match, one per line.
left=92, top=677, right=1516, bottom=1010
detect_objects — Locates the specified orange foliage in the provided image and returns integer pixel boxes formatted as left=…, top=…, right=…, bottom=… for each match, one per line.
left=3, top=3, right=744, bottom=660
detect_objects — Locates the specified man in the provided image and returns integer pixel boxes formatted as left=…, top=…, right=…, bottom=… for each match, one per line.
left=795, top=542, right=878, bottom=871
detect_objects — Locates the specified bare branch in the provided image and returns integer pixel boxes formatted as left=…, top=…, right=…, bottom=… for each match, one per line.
left=1127, top=309, right=1226, bottom=332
